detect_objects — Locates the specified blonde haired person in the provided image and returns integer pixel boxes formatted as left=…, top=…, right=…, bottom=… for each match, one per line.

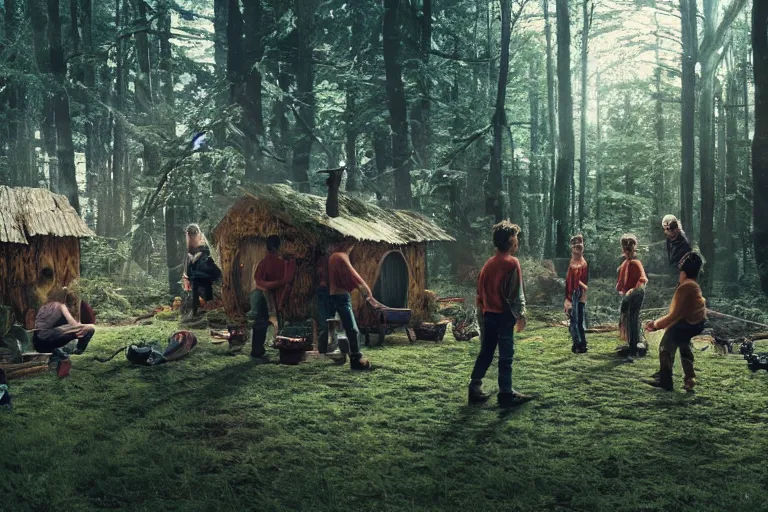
left=661, top=215, right=692, bottom=268
left=182, top=224, right=221, bottom=316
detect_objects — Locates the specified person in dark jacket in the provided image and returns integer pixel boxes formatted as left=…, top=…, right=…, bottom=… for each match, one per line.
left=662, top=215, right=692, bottom=268
left=182, top=224, right=221, bottom=316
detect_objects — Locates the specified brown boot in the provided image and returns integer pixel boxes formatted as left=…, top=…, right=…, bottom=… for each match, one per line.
left=350, top=356, right=370, bottom=370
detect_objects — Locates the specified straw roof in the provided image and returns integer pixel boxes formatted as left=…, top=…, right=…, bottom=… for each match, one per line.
left=0, top=186, right=94, bottom=245
left=215, top=183, right=454, bottom=245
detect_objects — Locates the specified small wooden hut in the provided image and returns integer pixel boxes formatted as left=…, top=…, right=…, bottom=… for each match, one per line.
left=0, top=186, right=94, bottom=328
left=212, top=184, right=454, bottom=328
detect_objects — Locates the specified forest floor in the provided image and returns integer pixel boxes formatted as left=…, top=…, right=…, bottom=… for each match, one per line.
left=2, top=317, right=768, bottom=512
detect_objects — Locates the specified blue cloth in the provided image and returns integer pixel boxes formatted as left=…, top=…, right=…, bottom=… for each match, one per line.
left=568, top=290, right=587, bottom=348
left=471, top=312, right=516, bottom=393
left=316, top=287, right=333, bottom=353
left=329, top=293, right=362, bottom=358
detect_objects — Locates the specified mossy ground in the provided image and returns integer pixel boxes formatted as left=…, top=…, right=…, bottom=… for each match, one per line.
left=2, top=320, right=767, bottom=512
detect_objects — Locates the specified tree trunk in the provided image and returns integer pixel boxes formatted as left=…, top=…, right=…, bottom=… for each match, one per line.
left=698, top=0, right=718, bottom=293
left=291, top=0, right=315, bottom=193
left=28, top=0, right=58, bottom=191
left=724, top=74, right=740, bottom=282
left=158, top=1, right=183, bottom=297
left=5, top=0, right=33, bottom=187
left=679, top=0, right=697, bottom=230
left=82, top=0, right=99, bottom=229
left=595, top=67, right=602, bottom=220
left=242, top=0, right=265, bottom=182
left=134, top=0, right=160, bottom=177
left=554, top=0, right=574, bottom=257
left=111, top=0, right=127, bottom=233
left=488, top=0, right=512, bottom=223
left=48, top=0, right=79, bottom=212
left=212, top=0, right=228, bottom=194
left=384, top=0, right=412, bottom=209
left=345, top=4, right=364, bottom=192
left=528, top=59, right=542, bottom=258
left=410, top=0, right=432, bottom=168
left=579, top=0, right=590, bottom=230
left=544, top=0, right=557, bottom=258
left=753, top=0, right=768, bottom=296
left=715, top=79, right=726, bottom=238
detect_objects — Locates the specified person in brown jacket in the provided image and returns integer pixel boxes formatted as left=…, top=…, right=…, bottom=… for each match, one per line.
left=468, top=221, right=532, bottom=407
left=643, top=252, right=707, bottom=392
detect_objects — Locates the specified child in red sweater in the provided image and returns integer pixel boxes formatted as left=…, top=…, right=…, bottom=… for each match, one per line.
left=616, top=234, right=648, bottom=361
left=468, top=221, right=532, bottom=408
left=565, top=234, right=589, bottom=353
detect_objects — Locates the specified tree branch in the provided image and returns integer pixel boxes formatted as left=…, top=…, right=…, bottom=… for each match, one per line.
left=289, top=103, right=334, bottom=164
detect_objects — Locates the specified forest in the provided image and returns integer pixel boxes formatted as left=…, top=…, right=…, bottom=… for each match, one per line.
left=2, top=0, right=768, bottom=510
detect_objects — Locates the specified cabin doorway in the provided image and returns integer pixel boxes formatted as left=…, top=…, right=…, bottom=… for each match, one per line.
left=373, top=251, right=409, bottom=308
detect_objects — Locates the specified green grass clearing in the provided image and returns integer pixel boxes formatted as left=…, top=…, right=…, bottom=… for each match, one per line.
left=1, top=321, right=767, bottom=512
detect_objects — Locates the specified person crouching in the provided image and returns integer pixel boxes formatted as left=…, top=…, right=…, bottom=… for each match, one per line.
left=468, top=221, right=532, bottom=407
left=33, top=287, right=96, bottom=377
left=643, top=252, right=706, bottom=392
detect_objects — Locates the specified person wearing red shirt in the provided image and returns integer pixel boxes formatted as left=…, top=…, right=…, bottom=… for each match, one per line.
left=248, top=235, right=296, bottom=359
left=468, top=221, right=532, bottom=407
left=564, top=234, right=589, bottom=353
left=616, top=234, right=649, bottom=360
left=324, top=239, right=382, bottom=370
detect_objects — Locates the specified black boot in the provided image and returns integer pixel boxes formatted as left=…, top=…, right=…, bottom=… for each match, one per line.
left=468, top=381, right=491, bottom=404
left=250, top=326, right=267, bottom=359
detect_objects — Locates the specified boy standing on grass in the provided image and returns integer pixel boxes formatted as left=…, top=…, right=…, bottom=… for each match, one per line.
left=249, top=235, right=296, bottom=360
left=468, top=221, right=532, bottom=408
left=565, top=234, right=589, bottom=354
left=326, top=239, right=383, bottom=370
left=643, top=252, right=707, bottom=392
left=616, top=234, right=648, bottom=361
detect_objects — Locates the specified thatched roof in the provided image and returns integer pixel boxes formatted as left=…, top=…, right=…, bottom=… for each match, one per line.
left=215, top=183, right=454, bottom=245
left=0, top=186, right=94, bottom=245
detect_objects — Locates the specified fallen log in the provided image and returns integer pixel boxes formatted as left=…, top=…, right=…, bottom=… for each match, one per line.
left=1, top=361, right=49, bottom=380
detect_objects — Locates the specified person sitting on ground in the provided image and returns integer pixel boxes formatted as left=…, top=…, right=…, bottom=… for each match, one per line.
left=643, top=252, right=706, bottom=392
left=468, top=220, right=532, bottom=407
left=249, top=235, right=296, bottom=360
left=182, top=224, right=221, bottom=317
left=326, top=238, right=382, bottom=370
left=564, top=234, right=589, bottom=354
left=33, top=287, right=96, bottom=377
left=616, top=234, right=648, bottom=361
left=662, top=214, right=692, bottom=269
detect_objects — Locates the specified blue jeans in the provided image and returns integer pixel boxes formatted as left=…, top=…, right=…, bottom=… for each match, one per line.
left=316, top=287, right=333, bottom=353
left=328, top=293, right=362, bottom=359
left=471, top=312, right=516, bottom=393
left=248, top=289, right=271, bottom=356
left=568, top=291, right=587, bottom=348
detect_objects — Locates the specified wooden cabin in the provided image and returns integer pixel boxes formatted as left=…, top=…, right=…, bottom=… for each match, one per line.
left=0, top=186, right=94, bottom=328
left=212, top=184, right=454, bottom=328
